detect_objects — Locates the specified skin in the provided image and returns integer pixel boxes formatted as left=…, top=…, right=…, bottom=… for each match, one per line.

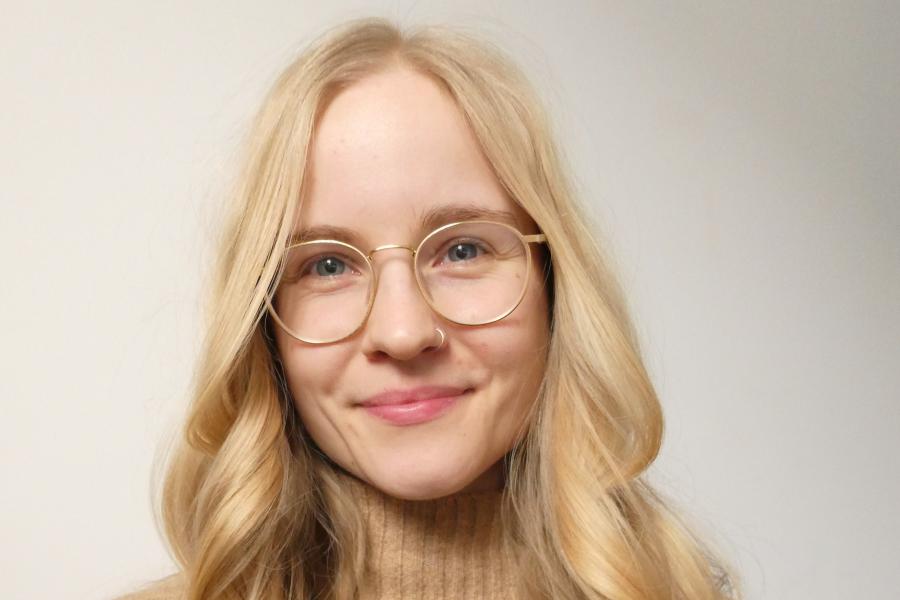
left=273, top=65, right=550, bottom=501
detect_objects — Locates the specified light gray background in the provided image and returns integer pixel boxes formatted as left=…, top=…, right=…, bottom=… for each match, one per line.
left=2, top=2, right=897, bottom=599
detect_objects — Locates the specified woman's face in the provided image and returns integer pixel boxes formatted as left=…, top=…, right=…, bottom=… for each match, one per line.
left=273, top=66, right=550, bottom=500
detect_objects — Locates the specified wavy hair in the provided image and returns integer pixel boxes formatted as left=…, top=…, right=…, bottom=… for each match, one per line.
left=128, top=17, right=740, bottom=600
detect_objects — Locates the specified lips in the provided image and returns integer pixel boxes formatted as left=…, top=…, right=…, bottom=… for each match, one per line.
left=358, top=385, right=468, bottom=407
left=357, top=385, right=471, bottom=426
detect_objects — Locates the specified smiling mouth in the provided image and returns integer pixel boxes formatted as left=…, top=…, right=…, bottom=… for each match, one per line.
left=357, top=384, right=471, bottom=408
left=358, top=388, right=473, bottom=426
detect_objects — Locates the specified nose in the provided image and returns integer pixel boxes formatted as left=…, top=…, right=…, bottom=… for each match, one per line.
left=360, top=248, right=443, bottom=360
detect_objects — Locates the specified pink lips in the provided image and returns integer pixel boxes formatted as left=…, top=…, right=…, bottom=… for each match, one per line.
left=358, top=385, right=469, bottom=426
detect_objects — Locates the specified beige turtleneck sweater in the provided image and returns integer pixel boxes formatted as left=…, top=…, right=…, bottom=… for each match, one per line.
left=117, top=475, right=518, bottom=600
left=338, top=470, right=518, bottom=599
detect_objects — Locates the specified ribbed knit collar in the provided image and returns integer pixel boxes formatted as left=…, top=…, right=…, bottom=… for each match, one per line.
left=335, top=469, right=517, bottom=599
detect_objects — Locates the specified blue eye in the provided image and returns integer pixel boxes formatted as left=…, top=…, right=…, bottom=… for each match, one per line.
left=447, top=242, right=480, bottom=262
left=313, top=256, right=346, bottom=276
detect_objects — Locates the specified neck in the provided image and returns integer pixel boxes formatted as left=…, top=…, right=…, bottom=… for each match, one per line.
left=333, top=468, right=518, bottom=599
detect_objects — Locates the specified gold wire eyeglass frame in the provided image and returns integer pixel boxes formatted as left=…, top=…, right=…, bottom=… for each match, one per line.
left=265, top=219, right=548, bottom=344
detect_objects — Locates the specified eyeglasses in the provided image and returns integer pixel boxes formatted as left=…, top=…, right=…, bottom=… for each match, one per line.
left=265, top=220, right=548, bottom=344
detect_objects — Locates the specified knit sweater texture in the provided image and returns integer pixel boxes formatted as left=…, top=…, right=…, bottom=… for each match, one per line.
left=117, top=472, right=517, bottom=600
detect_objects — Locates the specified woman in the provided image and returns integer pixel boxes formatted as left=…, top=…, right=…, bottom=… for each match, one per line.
left=122, top=17, right=739, bottom=600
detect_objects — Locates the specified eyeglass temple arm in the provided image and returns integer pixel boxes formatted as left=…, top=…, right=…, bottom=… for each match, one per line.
left=523, top=233, right=547, bottom=244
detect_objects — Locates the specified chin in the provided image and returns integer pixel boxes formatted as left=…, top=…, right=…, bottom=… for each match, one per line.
left=364, top=464, right=486, bottom=501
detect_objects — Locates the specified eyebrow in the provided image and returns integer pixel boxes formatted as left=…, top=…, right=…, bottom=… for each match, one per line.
left=288, top=204, right=522, bottom=247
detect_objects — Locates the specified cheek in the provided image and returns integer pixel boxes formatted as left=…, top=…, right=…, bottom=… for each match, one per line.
left=275, top=333, right=346, bottom=408
left=519, top=264, right=552, bottom=350
left=468, top=278, right=550, bottom=377
left=507, top=272, right=551, bottom=387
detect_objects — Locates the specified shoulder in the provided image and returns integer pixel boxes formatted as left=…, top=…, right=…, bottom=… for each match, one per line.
left=113, top=573, right=185, bottom=600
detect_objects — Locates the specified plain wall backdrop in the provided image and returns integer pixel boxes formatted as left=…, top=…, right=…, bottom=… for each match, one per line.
left=2, top=2, right=897, bottom=599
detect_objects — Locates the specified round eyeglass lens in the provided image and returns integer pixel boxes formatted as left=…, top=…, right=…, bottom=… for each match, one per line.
left=272, top=241, right=373, bottom=343
left=416, top=222, right=529, bottom=325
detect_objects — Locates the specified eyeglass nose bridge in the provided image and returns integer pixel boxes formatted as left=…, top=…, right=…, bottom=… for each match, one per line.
left=367, top=243, right=417, bottom=260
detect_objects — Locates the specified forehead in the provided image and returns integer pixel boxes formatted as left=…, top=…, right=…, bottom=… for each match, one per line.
left=295, top=65, right=534, bottom=246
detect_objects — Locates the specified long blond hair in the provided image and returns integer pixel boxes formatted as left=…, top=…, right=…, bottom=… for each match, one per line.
left=136, top=17, right=740, bottom=600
